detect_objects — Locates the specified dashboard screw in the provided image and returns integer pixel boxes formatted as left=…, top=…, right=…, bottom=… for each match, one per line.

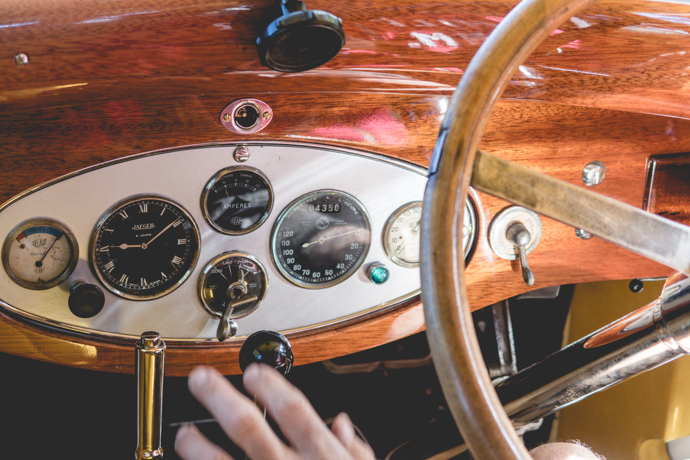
left=263, top=111, right=272, bottom=120
left=575, top=228, right=593, bottom=239
left=233, top=146, right=250, bottom=162
left=14, top=52, right=29, bottom=66
left=582, top=161, right=606, bottom=186
left=223, top=113, right=232, bottom=123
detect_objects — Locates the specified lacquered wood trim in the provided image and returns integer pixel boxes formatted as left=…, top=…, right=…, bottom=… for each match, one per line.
left=4, top=0, right=690, bottom=119
left=0, top=297, right=424, bottom=376
left=644, top=153, right=690, bottom=225
left=2, top=0, right=690, bottom=373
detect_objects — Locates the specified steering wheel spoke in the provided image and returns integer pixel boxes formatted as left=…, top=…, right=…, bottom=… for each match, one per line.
left=472, top=150, right=690, bottom=275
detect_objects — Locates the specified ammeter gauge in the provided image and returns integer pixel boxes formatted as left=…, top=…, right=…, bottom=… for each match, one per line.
left=271, top=190, right=371, bottom=289
left=2, top=219, right=79, bottom=290
left=201, top=167, right=273, bottom=235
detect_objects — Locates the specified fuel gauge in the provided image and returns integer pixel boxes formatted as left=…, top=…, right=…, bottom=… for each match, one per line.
left=2, top=219, right=79, bottom=290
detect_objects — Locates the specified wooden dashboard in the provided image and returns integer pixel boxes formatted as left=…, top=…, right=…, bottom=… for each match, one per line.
left=0, top=0, right=687, bottom=375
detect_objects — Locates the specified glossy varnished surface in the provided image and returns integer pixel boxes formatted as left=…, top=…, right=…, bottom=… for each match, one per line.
left=1, top=0, right=688, bottom=373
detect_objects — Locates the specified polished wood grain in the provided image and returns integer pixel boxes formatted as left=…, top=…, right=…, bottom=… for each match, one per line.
left=0, top=0, right=688, bottom=374
left=0, top=297, right=424, bottom=376
left=644, top=153, right=690, bottom=224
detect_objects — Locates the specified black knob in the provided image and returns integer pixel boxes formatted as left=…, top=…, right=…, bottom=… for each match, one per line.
left=629, top=279, right=644, bottom=293
left=256, top=0, right=345, bottom=73
left=239, top=331, right=293, bottom=376
left=68, top=280, right=105, bottom=318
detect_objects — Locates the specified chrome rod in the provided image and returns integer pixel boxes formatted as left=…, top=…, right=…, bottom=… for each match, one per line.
left=135, top=331, right=166, bottom=460
left=496, top=274, right=690, bottom=427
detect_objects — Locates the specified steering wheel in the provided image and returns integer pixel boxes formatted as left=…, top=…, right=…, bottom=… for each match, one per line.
left=419, top=0, right=641, bottom=458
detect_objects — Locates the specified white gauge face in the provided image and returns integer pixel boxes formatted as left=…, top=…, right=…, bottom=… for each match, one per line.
left=384, top=202, right=423, bottom=268
left=2, top=219, right=79, bottom=290
left=384, top=199, right=476, bottom=268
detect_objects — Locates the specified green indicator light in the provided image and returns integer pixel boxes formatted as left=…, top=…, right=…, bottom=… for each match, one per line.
left=367, top=263, right=390, bottom=285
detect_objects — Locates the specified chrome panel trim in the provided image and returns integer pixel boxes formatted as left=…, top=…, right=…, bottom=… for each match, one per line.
left=0, top=143, right=428, bottom=341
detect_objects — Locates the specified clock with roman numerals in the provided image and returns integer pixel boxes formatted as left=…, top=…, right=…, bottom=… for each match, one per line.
left=90, top=195, right=200, bottom=300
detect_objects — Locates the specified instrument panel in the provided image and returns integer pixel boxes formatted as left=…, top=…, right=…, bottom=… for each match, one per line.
left=0, top=143, right=477, bottom=341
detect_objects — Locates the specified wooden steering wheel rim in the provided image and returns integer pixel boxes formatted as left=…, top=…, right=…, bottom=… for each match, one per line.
left=420, top=0, right=594, bottom=458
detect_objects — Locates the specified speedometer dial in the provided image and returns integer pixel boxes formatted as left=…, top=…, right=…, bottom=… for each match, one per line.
left=271, top=190, right=371, bottom=289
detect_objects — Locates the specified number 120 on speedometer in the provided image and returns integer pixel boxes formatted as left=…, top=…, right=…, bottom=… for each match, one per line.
left=271, top=190, right=371, bottom=289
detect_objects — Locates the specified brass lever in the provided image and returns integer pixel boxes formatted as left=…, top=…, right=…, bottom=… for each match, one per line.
left=135, top=331, right=165, bottom=460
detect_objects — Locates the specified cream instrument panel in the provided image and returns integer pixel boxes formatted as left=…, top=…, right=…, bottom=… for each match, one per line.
left=0, top=143, right=449, bottom=341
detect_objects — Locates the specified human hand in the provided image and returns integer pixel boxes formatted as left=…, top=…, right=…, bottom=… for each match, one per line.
left=175, top=364, right=376, bottom=460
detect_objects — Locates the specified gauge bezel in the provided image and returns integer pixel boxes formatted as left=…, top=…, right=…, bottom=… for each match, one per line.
left=270, top=189, right=372, bottom=289
left=2, top=218, right=80, bottom=290
left=197, top=251, right=268, bottom=319
left=200, top=166, right=274, bottom=235
left=383, top=197, right=477, bottom=268
left=382, top=201, right=423, bottom=268
left=90, top=194, right=201, bottom=301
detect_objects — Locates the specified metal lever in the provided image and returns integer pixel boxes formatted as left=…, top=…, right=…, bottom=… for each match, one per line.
left=216, top=295, right=257, bottom=342
left=135, top=331, right=165, bottom=460
left=506, top=223, right=534, bottom=286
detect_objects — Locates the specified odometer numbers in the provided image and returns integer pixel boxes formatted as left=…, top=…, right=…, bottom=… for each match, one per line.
left=91, top=196, right=200, bottom=300
left=271, top=190, right=371, bottom=289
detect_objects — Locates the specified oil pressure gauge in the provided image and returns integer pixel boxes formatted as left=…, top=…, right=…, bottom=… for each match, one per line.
left=2, top=219, right=79, bottom=290
left=383, top=198, right=476, bottom=268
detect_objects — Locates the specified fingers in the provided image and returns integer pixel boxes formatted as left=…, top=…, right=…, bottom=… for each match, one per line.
left=175, top=423, right=235, bottom=460
left=243, top=364, right=353, bottom=459
left=187, top=366, right=296, bottom=460
left=331, top=413, right=376, bottom=460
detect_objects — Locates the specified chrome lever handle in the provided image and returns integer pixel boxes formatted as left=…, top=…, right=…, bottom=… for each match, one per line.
left=135, top=331, right=166, bottom=460
left=506, top=223, right=535, bottom=286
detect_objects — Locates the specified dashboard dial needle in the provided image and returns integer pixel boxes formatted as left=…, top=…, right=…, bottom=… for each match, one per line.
left=395, top=220, right=421, bottom=255
left=36, top=235, right=61, bottom=266
left=302, top=230, right=359, bottom=248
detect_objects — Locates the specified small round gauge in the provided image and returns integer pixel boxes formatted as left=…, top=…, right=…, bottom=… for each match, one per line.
left=201, top=167, right=273, bottom=235
left=271, top=190, right=371, bottom=289
left=383, top=198, right=477, bottom=268
left=2, top=219, right=79, bottom=290
left=91, top=195, right=200, bottom=300
left=198, top=252, right=268, bottom=319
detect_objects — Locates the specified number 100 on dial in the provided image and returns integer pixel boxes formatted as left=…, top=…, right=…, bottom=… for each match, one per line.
left=271, top=190, right=371, bottom=289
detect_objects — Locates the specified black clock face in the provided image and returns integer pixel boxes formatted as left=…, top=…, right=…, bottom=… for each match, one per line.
left=91, top=196, right=200, bottom=300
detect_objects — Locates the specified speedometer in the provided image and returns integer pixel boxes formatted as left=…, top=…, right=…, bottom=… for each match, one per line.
left=271, top=190, right=371, bottom=289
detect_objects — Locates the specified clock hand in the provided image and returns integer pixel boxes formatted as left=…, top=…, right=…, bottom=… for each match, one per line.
left=114, top=243, right=143, bottom=250
left=144, top=219, right=179, bottom=247
left=302, top=229, right=359, bottom=248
